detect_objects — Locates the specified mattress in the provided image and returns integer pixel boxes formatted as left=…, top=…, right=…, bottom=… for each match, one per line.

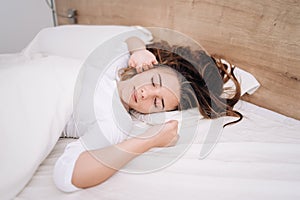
left=16, top=100, right=300, bottom=200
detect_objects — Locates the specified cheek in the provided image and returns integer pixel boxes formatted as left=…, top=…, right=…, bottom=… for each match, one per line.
left=141, top=101, right=153, bottom=112
left=137, top=100, right=155, bottom=114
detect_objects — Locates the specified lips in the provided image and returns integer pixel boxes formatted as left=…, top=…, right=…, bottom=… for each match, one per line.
left=133, top=87, right=137, bottom=103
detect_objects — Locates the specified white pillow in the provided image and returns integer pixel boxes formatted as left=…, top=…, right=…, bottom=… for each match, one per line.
left=221, top=59, right=260, bottom=96
left=23, top=25, right=153, bottom=60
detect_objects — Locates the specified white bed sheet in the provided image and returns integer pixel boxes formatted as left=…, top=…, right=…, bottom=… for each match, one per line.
left=16, top=100, right=300, bottom=200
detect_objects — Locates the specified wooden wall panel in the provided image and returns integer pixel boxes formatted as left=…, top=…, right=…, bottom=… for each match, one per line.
left=55, top=0, right=300, bottom=120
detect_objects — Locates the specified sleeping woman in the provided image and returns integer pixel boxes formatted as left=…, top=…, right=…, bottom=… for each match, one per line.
left=53, top=36, right=242, bottom=192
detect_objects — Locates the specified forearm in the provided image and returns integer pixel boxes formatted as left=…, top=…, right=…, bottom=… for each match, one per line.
left=125, top=36, right=146, bottom=54
left=71, top=120, right=178, bottom=189
left=71, top=135, right=153, bottom=188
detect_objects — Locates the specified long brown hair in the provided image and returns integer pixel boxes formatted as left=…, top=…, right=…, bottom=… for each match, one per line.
left=120, top=41, right=243, bottom=127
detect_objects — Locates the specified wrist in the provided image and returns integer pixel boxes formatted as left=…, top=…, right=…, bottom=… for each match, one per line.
left=139, top=126, right=162, bottom=148
left=131, top=47, right=146, bottom=54
left=125, top=36, right=146, bottom=54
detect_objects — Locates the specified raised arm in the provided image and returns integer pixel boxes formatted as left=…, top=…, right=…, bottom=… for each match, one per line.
left=125, top=37, right=158, bottom=73
left=71, top=120, right=178, bottom=189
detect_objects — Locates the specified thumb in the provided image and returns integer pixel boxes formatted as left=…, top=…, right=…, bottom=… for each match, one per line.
left=128, top=59, right=136, bottom=67
left=152, top=59, right=158, bottom=65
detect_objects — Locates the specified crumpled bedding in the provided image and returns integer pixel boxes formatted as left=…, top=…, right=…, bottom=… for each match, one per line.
left=16, top=101, right=300, bottom=200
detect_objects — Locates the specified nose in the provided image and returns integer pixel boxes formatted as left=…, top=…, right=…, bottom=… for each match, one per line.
left=140, top=86, right=158, bottom=100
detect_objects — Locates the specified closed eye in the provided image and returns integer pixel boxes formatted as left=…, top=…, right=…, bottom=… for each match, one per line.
left=152, top=74, right=164, bottom=110
left=151, top=74, right=162, bottom=87
left=151, top=77, right=155, bottom=87
left=154, top=97, right=157, bottom=107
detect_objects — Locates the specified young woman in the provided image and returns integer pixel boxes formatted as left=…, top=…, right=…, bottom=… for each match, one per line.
left=54, top=36, right=242, bottom=192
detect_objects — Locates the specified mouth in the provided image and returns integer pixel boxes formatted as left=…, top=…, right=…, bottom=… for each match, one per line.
left=133, top=87, right=137, bottom=103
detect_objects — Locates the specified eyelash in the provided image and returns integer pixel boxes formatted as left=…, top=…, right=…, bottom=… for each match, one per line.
left=151, top=77, right=156, bottom=87
left=151, top=77, right=158, bottom=107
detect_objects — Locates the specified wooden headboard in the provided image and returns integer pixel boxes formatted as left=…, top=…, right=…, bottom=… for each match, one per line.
left=55, top=0, right=300, bottom=120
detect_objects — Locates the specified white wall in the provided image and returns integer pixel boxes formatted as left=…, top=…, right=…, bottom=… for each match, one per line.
left=0, top=0, right=54, bottom=53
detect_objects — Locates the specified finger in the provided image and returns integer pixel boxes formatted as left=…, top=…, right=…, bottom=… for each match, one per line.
left=150, top=60, right=158, bottom=69
left=174, top=134, right=180, bottom=143
left=145, top=61, right=154, bottom=69
left=152, top=59, right=158, bottom=65
left=128, top=60, right=136, bottom=68
left=136, top=65, right=143, bottom=73
left=168, top=134, right=180, bottom=147
left=142, top=63, right=150, bottom=71
left=148, top=64, right=154, bottom=69
left=128, top=59, right=133, bottom=67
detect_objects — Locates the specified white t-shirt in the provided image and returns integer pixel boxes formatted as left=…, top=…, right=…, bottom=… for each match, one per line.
left=62, top=47, right=133, bottom=147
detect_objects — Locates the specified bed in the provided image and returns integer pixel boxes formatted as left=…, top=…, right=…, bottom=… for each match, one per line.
left=16, top=101, right=300, bottom=200
left=0, top=24, right=299, bottom=200
left=1, top=1, right=300, bottom=199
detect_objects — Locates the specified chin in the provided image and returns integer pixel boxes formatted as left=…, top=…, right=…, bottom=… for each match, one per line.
left=133, top=108, right=147, bottom=114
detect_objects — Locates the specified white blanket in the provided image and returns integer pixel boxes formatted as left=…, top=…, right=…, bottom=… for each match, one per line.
left=16, top=101, right=300, bottom=200
left=0, top=25, right=154, bottom=200
left=0, top=54, right=82, bottom=199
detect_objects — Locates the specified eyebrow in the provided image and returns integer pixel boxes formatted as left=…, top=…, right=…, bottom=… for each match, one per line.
left=157, top=73, right=165, bottom=109
left=158, top=73, right=162, bottom=87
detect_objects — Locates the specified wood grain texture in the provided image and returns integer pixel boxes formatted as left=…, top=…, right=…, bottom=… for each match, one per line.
left=55, top=0, right=300, bottom=120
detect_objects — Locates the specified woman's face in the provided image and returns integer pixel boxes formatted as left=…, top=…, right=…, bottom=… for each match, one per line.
left=118, top=67, right=180, bottom=114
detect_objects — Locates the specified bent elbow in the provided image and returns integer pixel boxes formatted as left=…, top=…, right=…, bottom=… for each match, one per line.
left=71, top=151, right=111, bottom=189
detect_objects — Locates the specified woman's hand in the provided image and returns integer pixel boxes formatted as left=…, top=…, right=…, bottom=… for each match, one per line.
left=128, top=49, right=158, bottom=73
left=142, top=120, right=179, bottom=148
left=71, top=120, right=179, bottom=189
